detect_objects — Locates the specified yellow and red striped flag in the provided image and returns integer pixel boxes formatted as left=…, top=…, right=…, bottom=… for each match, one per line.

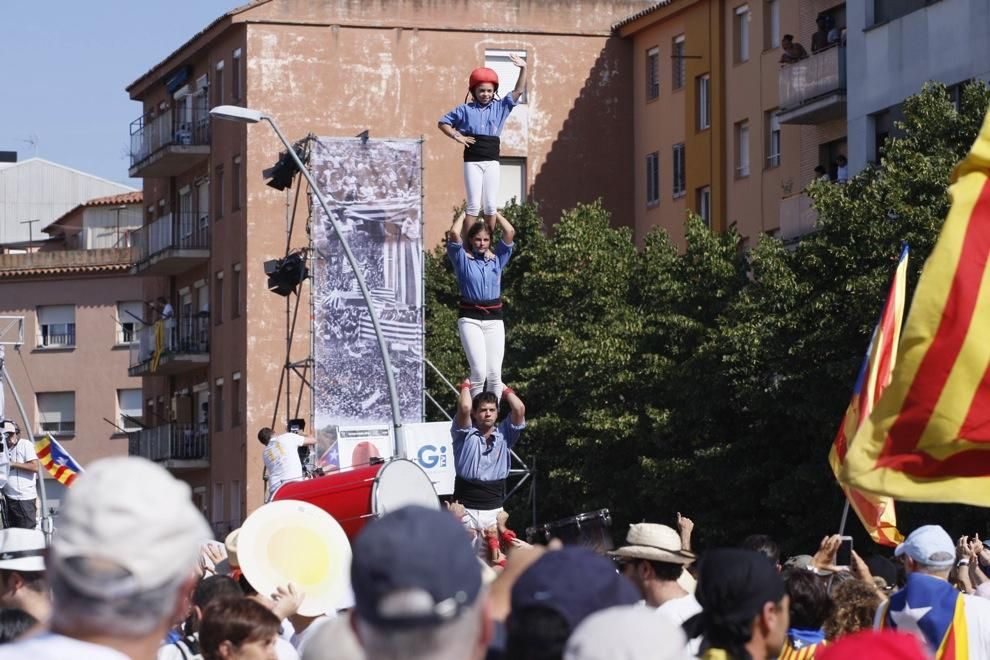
left=35, top=434, right=83, bottom=487
left=828, top=245, right=907, bottom=546
left=841, top=110, right=990, bottom=505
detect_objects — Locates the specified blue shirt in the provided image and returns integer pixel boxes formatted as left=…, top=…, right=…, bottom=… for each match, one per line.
left=447, top=239, right=513, bottom=302
left=451, top=417, right=526, bottom=481
left=439, top=94, right=519, bottom=137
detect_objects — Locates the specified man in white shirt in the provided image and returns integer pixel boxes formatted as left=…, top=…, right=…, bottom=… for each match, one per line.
left=1, top=421, right=38, bottom=529
left=258, top=426, right=317, bottom=501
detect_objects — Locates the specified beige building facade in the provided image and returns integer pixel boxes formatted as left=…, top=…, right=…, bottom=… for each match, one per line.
left=125, top=0, right=654, bottom=530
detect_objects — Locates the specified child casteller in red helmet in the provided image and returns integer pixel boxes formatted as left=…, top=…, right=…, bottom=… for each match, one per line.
left=438, top=54, right=528, bottom=233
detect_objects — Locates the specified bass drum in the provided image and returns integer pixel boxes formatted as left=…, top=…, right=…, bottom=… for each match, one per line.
left=273, top=458, right=439, bottom=540
left=526, top=509, right=614, bottom=553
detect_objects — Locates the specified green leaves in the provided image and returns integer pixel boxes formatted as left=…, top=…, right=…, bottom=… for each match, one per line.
left=423, top=81, right=990, bottom=553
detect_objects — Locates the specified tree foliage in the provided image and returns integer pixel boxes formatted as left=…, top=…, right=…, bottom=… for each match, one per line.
left=424, top=82, right=990, bottom=555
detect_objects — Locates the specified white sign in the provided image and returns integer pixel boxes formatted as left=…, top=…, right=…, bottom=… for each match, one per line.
left=399, top=422, right=455, bottom=496
left=335, top=424, right=394, bottom=469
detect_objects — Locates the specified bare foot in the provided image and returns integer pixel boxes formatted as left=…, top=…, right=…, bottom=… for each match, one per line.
left=496, top=510, right=510, bottom=533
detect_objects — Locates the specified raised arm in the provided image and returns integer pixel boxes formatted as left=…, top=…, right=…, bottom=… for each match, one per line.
left=502, top=386, right=525, bottom=426
left=455, top=379, right=473, bottom=428
left=448, top=211, right=467, bottom=244
left=495, top=212, right=515, bottom=245
left=509, top=54, right=528, bottom=103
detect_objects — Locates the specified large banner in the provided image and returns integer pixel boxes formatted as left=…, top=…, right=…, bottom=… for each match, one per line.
left=310, top=138, right=424, bottom=444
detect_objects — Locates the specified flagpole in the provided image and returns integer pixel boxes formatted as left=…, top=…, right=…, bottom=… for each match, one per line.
left=837, top=500, right=850, bottom=536
left=1, top=353, right=52, bottom=544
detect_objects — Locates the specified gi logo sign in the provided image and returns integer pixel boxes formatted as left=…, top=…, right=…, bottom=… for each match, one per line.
left=417, top=444, right=447, bottom=469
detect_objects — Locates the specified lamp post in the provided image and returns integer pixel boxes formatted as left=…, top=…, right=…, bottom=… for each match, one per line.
left=209, top=105, right=403, bottom=445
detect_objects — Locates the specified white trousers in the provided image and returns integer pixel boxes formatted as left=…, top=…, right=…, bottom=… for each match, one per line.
left=463, top=160, right=500, bottom=217
left=458, top=317, right=504, bottom=399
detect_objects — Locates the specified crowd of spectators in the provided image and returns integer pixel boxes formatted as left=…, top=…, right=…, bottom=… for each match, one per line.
left=0, top=456, right=988, bottom=658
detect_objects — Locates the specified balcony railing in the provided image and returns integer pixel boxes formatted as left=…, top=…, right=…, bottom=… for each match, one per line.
left=778, top=46, right=846, bottom=124
left=128, top=422, right=209, bottom=465
left=132, top=212, right=210, bottom=264
left=129, top=316, right=210, bottom=374
left=130, top=96, right=210, bottom=168
left=38, top=421, right=75, bottom=436
left=39, top=327, right=75, bottom=348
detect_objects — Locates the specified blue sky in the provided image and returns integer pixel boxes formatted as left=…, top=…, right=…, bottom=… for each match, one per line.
left=0, top=0, right=243, bottom=187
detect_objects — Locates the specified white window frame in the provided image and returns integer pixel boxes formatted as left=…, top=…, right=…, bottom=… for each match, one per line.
left=672, top=36, right=686, bottom=90
left=735, top=5, right=750, bottom=63
left=767, top=111, right=781, bottom=168
left=37, top=391, right=75, bottom=436
left=118, top=388, right=143, bottom=432
left=697, top=186, right=712, bottom=226
left=232, top=48, right=242, bottom=100
left=646, top=47, right=660, bottom=100
left=736, top=120, right=750, bottom=178
left=646, top=152, right=660, bottom=206
left=117, top=301, right=144, bottom=345
left=672, top=144, right=686, bottom=197
left=698, top=74, right=711, bottom=130
left=483, top=50, right=528, bottom=104
left=37, top=305, right=76, bottom=348
left=765, top=0, right=781, bottom=49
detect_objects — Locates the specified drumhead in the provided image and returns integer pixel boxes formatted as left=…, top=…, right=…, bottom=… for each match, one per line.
left=372, top=459, right=440, bottom=515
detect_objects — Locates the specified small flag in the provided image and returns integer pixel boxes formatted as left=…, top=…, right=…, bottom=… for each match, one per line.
left=842, top=109, right=990, bottom=505
left=828, top=246, right=907, bottom=546
left=35, top=434, right=83, bottom=487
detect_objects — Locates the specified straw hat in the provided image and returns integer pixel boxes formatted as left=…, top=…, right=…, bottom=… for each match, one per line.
left=236, top=500, right=352, bottom=616
left=609, top=523, right=695, bottom=565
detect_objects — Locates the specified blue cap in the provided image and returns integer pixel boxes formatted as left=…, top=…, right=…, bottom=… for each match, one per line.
left=510, top=547, right=640, bottom=631
left=351, top=506, right=482, bottom=628
left=895, top=525, right=955, bottom=569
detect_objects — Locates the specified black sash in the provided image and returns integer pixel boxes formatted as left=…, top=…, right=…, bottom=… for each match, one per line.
left=458, top=298, right=504, bottom=321
left=463, top=135, right=500, bottom=162
left=453, top=475, right=505, bottom=510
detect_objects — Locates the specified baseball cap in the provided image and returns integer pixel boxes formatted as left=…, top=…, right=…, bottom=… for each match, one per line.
left=894, top=525, right=955, bottom=569
left=50, top=456, right=212, bottom=597
left=0, top=528, right=46, bottom=572
left=351, top=505, right=482, bottom=628
left=510, top=546, right=640, bottom=631
left=564, top=605, right=693, bottom=660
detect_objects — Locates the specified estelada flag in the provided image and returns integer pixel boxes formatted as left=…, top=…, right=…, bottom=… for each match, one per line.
left=35, top=434, right=83, bottom=487
left=841, top=110, right=990, bottom=505
left=828, top=245, right=907, bottom=546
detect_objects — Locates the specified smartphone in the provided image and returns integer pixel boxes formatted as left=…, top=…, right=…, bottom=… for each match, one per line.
left=836, top=535, right=853, bottom=567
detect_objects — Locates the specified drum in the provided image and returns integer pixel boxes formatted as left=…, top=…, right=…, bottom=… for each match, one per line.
left=526, top=509, right=614, bottom=553
left=273, top=458, right=440, bottom=539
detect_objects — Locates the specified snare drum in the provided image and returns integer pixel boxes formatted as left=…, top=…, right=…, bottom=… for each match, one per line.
left=527, top=509, right=614, bottom=553
left=273, top=458, right=439, bottom=539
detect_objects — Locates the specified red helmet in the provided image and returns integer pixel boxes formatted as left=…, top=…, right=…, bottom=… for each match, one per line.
left=469, top=67, right=499, bottom=91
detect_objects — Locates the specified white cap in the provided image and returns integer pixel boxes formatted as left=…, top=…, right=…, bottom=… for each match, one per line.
left=0, top=528, right=46, bottom=572
left=565, top=605, right=694, bottom=660
left=50, top=457, right=211, bottom=596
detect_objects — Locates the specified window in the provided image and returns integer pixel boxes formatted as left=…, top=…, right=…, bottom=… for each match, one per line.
left=697, top=186, right=711, bottom=226
left=697, top=74, right=711, bottom=130
left=484, top=50, right=528, bottom=103
left=214, top=60, right=224, bottom=107
left=118, top=389, right=143, bottom=432
left=37, top=392, right=74, bottom=436
left=872, top=110, right=892, bottom=164
left=231, top=372, right=242, bottom=428
left=230, top=480, right=242, bottom=526
left=498, top=158, right=526, bottom=207
left=37, top=305, right=75, bottom=348
left=232, top=263, right=242, bottom=318
left=735, top=120, right=750, bottom=177
left=873, top=0, right=938, bottom=25
left=646, top=47, right=660, bottom=100
left=117, top=301, right=144, bottom=344
left=214, top=271, right=224, bottom=326
left=766, top=111, right=781, bottom=168
left=232, top=156, right=242, bottom=211
left=214, top=379, right=224, bottom=433
left=734, top=5, right=750, bottom=63
left=212, top=482, right=224, bottom=524
left=764, top=0, right=781, bottom=49
left=646, top=152, right=660, bottom=206
left=232, top=48, right=242, bottom=100
left=672, top=144, right=686, bottom=197
left=214, top=165, right=224, bottom=219
left=672, top=36, right=686, bottom=90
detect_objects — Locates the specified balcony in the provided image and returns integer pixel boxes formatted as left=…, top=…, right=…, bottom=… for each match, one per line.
left=777, top=46, right=846, bottom=125
left=128, top=423, right=209, bottom=469
left=129, top=96, right=210, bottom=178
left=131, top=212, right=209, bottom=276
left=129, top=316, right=210, bottom=377
left=779, top=193, right=818, bottom=242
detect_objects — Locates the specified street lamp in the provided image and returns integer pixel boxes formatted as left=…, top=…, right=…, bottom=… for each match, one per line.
left=209, top=105, right=403, bottom=445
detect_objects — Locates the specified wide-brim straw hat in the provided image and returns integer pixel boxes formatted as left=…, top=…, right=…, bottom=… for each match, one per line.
left=609, top=523, right=696, bottom=565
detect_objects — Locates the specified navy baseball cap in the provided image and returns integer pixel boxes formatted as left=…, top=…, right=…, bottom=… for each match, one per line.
left=510, top=546, right=640, bottom=630
left=351, top=505, right=482, bottom=628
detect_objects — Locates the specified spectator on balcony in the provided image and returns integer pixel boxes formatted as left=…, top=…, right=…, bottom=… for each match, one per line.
left=835, top=155, right=849, bottom=183
left=155, top=297, right=175, bottom=320
left=812, top=15, right=832, bottom=53
left=1, top=421, right=38, bottom=530
left=780, top=35, right=809, bottom=64
left=814, top=166, right=830, bottom=183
